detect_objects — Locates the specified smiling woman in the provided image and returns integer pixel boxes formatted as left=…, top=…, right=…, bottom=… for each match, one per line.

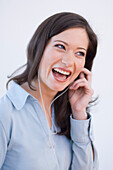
left=0, top=12, right=99, bottom=170
left=38, top=28, right=88, bottom=92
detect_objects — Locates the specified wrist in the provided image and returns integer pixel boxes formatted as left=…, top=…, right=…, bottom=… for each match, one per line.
left=72, top=109, right=88, bottom=120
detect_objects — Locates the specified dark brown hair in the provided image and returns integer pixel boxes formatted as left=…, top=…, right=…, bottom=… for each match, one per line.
left=7, top=12, right=98, bottom=139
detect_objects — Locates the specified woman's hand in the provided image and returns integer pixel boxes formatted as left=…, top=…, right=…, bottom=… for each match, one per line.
left=69, top=68, right=94, bottom=120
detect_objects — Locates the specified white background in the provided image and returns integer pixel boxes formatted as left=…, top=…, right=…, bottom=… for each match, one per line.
left=0, top=0, right=113, bottom=169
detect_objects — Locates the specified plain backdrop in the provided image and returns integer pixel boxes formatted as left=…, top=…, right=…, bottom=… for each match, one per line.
left=0, top=0, right=113, bottom=169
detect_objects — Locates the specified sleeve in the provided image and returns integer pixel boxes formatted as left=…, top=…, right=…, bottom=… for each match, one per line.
left=70, top=114, right=99, bottom=170
left=0, top=121, right=8, bottom=169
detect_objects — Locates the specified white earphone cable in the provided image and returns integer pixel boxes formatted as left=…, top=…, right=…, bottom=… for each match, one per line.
left=38, top=71, right=71, bottom=170
left=38, top=72, right=60, bottom=170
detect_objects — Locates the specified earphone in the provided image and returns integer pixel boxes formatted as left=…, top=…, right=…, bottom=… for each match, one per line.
left=37, top=71, right=71, bottom=170
left=38, top=71, right=60, bottom=170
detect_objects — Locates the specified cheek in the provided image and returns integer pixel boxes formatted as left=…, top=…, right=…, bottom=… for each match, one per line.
left=43, top=50, right=60, bottom=66
left=72, top=60, right=85, bottom=79
left=39, top=50, right=61, bottom=78
left=78, top=58, right=85, bottom=69
left=75, top=58, right=85, bottom=70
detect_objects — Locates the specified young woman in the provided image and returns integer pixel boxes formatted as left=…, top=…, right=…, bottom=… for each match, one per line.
left=0, top=12, right=99, bottom=170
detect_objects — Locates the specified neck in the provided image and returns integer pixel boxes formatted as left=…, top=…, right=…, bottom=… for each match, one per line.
left=21, top=79, right=57, bottom=128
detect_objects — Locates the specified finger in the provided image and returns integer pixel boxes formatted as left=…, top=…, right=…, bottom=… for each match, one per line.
left=71, top=81, right=92, bottom=94
left=73, top=81, right=89, bottom=90
left=69, top=78, right=88, bottom=89
left=79, top=72, right=85, bottom=79
left=81, top=68, right=92, bottom=84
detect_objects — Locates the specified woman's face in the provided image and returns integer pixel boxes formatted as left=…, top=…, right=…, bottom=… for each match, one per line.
left=38, top=28, right=89, bottom=93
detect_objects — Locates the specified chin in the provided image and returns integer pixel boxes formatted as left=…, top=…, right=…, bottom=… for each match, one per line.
left=51, top=84, right=69, bottom=92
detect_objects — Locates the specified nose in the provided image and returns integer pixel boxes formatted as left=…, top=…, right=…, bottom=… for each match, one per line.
left=61, top=51, right=74, bottom=67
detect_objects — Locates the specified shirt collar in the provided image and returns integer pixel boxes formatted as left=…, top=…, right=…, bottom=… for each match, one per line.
left=6, top=81, right=30, bottom=110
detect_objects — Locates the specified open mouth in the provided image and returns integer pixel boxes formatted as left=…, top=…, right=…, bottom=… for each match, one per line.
left=52, top=67, right=71, bottom=82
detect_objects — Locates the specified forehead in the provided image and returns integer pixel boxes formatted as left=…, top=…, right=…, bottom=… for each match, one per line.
left=51, top=28, right=89, bottom=49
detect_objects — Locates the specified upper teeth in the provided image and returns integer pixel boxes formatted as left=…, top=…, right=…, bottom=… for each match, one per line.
left=53, top=68, right=70, bottom=75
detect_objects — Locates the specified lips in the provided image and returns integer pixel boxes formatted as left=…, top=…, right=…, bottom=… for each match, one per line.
left=52, top=67, right=71, bottom=82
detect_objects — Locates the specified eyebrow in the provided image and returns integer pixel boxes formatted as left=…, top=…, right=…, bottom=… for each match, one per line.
left=54, top=40, right=87, bottom=51
left=54, top=40, right=68, bottom=46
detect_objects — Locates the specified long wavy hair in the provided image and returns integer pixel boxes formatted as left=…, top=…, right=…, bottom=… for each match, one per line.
left=7, top=12, right=98, bottom=139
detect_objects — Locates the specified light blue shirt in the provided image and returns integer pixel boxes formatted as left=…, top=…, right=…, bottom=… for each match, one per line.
left=0, top=82, right=99, bottom=170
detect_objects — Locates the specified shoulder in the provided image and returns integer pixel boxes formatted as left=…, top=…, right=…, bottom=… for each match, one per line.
left=0, top=94, right=14, bottom=119
left=0, top=94, right=14, bottom=140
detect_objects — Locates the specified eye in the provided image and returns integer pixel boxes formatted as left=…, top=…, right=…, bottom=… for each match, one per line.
left=55, top=44, right=65, bottom=50
left=76, top=52, right=85, bottom=57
